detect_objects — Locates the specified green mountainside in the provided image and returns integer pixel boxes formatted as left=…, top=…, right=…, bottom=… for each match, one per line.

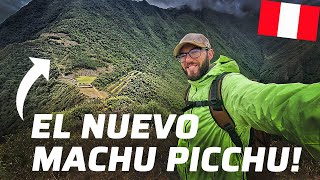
left=0, top=0, right=319, bottom=178
left=0, top=0, right=265, bottom=135
left=259, top=37, right=320, bottom=83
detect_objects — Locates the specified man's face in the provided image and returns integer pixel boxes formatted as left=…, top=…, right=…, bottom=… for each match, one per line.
left=179, top=44, right=213, bottom=81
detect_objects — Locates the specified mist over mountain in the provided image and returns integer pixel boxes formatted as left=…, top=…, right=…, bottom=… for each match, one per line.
left=0, top=0, right=319, bottom=178
left=2, top=0, right=320, bottom=23
left=142, top=0, right=320, bottom=16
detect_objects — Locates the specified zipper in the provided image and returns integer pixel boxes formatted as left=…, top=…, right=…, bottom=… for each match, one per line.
left=184, top=87, right=197, bottom=180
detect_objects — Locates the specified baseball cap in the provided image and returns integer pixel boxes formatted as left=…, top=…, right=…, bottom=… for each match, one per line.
left=173, top=33, right=211, bottom=57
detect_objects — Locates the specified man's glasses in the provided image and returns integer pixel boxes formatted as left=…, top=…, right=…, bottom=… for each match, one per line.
left=176, top=47, right=209, bottom=63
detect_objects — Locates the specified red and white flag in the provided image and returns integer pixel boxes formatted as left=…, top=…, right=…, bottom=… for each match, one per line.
left=258, top=0, right=320, bottom=42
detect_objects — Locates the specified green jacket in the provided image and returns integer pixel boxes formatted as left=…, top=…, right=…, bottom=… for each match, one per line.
left=177, top=55, right=320, bottom=179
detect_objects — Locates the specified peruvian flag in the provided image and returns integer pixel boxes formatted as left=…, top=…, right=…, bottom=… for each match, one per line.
left=258, top=0, right=320, bottom=42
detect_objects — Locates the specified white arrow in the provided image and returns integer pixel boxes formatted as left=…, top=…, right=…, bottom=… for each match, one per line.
left=16, top=57, right=50, bottom=120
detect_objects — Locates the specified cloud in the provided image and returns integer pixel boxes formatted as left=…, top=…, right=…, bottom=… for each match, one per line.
left=144, top=0, right=320, bottom=16
left=142, top=0, right=259, bottom=16
left=1, top=0, right=320, bottom=23
left=0, top=0, right=31, bottom=23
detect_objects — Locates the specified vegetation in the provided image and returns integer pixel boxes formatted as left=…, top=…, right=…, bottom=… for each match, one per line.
left=76, top=76, right=97, bottom=84
left=0, top=0, right=319, bottom=179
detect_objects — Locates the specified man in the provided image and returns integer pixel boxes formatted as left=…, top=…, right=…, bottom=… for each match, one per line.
left=173, top=33, right=320, bottom=179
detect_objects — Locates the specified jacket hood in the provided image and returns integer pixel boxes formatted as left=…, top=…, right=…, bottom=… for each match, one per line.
left=188, top=55, right=240, bottom=86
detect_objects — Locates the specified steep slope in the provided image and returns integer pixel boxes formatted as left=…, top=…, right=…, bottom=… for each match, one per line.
left=0, top=0, right=263, bottom=135
left=259, top=37, right=320, bottom=83
left=0, top=0, right=319, bottom=178
left=0, top=0, right=69, bottom=48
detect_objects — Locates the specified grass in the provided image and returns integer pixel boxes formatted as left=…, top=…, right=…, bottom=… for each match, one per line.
left=76, top=76, right=97, bottom=84
left=79, top=87, right=108, bottom=99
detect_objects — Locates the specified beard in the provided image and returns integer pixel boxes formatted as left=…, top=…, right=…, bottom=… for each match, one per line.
left=182, top=55, right=210, bottom=81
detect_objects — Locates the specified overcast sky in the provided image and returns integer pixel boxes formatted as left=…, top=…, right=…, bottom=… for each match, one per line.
left=144, top=0, right=320, bottom=16
left=1, top=0, right=320, bottom=23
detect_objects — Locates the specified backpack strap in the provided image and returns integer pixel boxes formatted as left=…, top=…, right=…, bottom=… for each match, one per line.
left=182, top=86, right=219, bottom=112
left=209, top=72, right=243, bottom=148
left=181, top=73, right=243, bottom=148
left=182, top=100, right=217, bottom=112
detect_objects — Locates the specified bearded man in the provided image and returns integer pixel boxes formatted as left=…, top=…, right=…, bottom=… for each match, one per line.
left=173, top=33, right=320, bottom=179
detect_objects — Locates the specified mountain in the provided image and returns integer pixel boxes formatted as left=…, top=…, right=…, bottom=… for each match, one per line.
left=259, top=37, right=320, bottom=83
left=0, top=0, right=266, bottom=135
left=0, top=0, right=319, bottom=178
